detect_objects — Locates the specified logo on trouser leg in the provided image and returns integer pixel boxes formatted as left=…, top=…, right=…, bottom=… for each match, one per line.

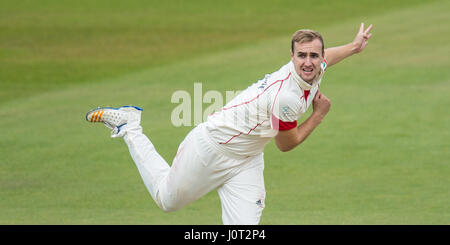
left=256, top=199, right=264, bottom=208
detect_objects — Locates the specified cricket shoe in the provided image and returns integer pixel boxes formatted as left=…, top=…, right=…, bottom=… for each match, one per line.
left=85, top=106, right=143, bottom=138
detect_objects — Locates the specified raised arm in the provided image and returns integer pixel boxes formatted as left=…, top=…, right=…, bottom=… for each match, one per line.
left=324, top=23, right=373, bottom=68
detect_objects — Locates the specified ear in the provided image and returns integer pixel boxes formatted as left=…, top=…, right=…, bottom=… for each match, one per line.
left=290, top=50, right=294, bottom=60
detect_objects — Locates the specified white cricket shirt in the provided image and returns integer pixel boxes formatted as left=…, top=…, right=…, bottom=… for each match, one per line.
left=205, top=59, right=327, bottom=157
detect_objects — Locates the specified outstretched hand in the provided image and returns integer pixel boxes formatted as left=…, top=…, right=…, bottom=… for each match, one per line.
left=352, top=23, right=373, bottom=54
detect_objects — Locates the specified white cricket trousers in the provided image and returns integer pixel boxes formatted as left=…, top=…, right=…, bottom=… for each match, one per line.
left=123, top=122, right=266, bottom=225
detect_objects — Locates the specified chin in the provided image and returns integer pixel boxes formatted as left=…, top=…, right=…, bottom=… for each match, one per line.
left=300, top=75, right=314, bottom=83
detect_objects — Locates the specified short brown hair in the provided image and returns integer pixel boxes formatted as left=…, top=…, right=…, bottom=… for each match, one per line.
left=291, top=29, right=324, bottom=55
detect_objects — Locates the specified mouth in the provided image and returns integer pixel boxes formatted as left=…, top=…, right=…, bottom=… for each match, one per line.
left=301, top=67, right=314, bottom=76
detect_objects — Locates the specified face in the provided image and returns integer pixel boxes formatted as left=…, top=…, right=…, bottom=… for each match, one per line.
left=290, top=39, right=323, bottom=84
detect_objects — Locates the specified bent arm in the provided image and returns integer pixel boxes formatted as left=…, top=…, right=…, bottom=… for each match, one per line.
left=275, top=112, right=324, bottom=152
left=275, top=90, right=331, bottom=152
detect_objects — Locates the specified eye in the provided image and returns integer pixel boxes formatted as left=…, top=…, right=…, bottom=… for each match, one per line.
left=298, top=53, right=306, bottom=58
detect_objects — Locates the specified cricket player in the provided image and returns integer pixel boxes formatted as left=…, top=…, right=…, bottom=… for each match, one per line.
left=86, top=23, right=373, bottom=224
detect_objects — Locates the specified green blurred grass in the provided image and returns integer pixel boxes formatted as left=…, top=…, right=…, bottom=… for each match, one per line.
left=0, top=0, right=449, bottom=224
left=0, top=0, right=427, bottom=104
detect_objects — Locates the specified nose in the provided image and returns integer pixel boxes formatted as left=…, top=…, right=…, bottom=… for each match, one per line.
left=304, top=56, right=312, bottom=66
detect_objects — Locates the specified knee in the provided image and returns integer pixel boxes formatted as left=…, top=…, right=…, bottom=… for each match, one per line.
left=158, top=199, right=183, bottom=213
left=160, top=204, right=178, bottom=213
left=155, top=186, right=190, bottom=213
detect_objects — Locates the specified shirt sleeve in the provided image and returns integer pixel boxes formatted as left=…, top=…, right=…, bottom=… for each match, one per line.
left=270, top=92, right=302, bottom=131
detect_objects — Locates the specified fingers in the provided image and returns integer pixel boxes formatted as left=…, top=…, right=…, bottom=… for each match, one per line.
left=321, top=93, right=330, bottom=102
left=314, top=90, right=330, bottom=103
left=362, top=24, right=373, bottom=41
left=358, top=23, right=373, bottom=41
left=364, top=24, right=373, bottom=35
left=314, top=90, right=321, bottom=100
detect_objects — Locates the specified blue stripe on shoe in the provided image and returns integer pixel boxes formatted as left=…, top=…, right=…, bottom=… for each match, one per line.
left=119, top=105, right=143, bottom=111
left=95, top=106, right=143, bottom=111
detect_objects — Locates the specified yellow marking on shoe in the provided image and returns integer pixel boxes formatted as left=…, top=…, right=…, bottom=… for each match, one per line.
left=91, top=111, right=99, bottom=122
left=93, top=111, right=98, bottom=122
left=97, top=110, right=105, bottom=122
left=94, top=111, right=101, bottom=122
